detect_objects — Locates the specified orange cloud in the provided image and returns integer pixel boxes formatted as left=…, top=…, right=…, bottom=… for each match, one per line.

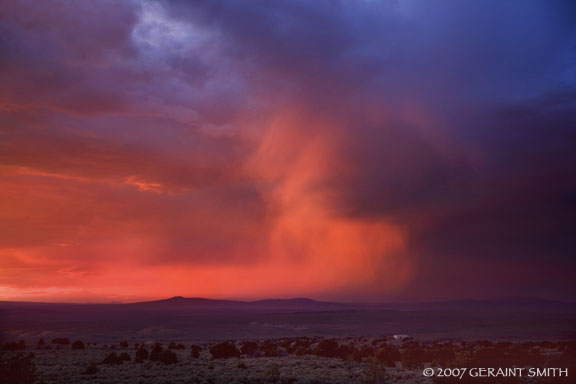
left=245, top=111, right=414, bottom=296
left=0, top=109, right=414, bottom=302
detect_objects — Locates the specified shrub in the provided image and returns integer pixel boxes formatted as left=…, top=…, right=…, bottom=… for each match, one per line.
left=509, top=346, right=543, bottom=367
left=401, top=347, right=428, bottom=369
left=360, top=346, right=375, bottom=358
left=261, top=341, right=278, bottom=357
left=150, top=345, right=163, bottom=362
left=71, top=341, right=85, bottom=350
left=315, top=339, right=340, bottom=358
left=190, top=345, right=202, bottom=358
left=337, top=344, right=355, bottom=360
left=240, top=341, right=259, bottom=356
left=119, top=341, right=128, bottom=348
left=0, top=353, right=37, bottom=384
left=159, top=350, right=178, bottom=365
left=470, top=347, right=509, bottom=367
left=148, top=345, right=178, bottom=365
left=2, top=340, right=26, bottom=351
left=168, top=342, right=185, bottom=350
left=429, top=346, right=456, bottom=366
left=375, top=346, right=401, bottom=367
left=118, top=352, right=131, bottom=362
left=51, top=338, right=69, bottom=345
left=101, top=352, right=122, bottom=365
left=350, top=347, right=363, bottom=362
left=37, top=339, right=45, bottom=347
left=209, top=342, right=240, bottom=359
left=135, top=347, right=149, bottom=363
left=294, top=346, right=308, bottom=356
left=293, top=338, right=311, bottom=349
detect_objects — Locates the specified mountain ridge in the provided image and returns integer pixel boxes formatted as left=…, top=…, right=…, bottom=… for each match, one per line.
left=0, top=296, right=574, bottom=310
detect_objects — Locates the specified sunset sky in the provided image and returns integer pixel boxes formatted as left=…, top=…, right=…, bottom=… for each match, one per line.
left=1, top=0, right=575, bottom=303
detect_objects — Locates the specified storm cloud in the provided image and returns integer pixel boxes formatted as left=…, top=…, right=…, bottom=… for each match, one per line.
left=1, top=0, right=574, bottom=302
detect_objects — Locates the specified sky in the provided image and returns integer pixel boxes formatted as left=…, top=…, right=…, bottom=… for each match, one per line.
left=0, top=0, right=575, bottom=303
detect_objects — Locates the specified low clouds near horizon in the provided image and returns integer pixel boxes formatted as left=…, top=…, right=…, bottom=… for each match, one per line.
left=1, top=0, right=575, bottom=302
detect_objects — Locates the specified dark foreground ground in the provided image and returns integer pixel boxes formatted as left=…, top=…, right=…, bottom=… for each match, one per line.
left=1, top=337, right=575, bottom=384
left=1, top=298, right=575, bottom=383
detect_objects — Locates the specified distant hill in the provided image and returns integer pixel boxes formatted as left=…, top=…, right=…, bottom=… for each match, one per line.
left=0, top=296, right=573, bottom=312
left=251, top=298, right=327, bottom=306
left=129, top=296, right=243, bottom=307
left=100, top=295, right=576, bottom=312
left=125, top=296, right=348, bottom=311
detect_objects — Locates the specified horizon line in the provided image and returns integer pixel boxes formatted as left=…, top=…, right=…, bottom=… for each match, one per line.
left=0, top=295, right=572, bottom=306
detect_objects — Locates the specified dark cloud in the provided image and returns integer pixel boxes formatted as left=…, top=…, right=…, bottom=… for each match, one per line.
left=0, top=0, right=139, bottom=114
left=154, top=0, right=576, bottom=299
left=1, top=0, right=575, bottom=300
